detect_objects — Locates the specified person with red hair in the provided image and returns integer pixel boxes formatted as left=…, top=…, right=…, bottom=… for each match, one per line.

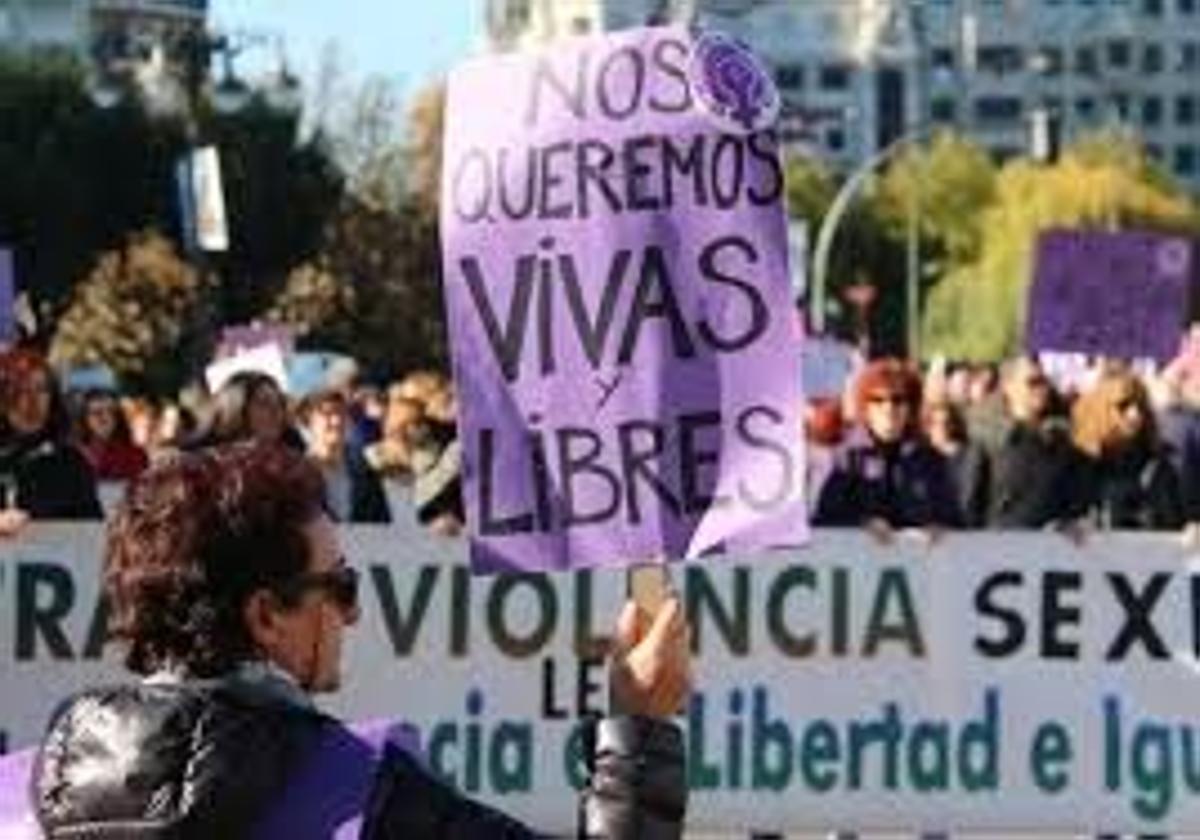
left=0, top=349, right=101, bottom=522
left=814, top=358, right=962, bottom=535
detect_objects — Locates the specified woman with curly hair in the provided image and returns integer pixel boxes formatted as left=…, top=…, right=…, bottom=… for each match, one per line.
left=815, top=358, right=962, bottom=536
left=1072, top=368, right=1183, bottom=530
left=30, top=443, right=690, bottom=838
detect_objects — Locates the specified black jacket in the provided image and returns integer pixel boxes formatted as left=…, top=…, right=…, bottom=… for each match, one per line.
left=1082, top=443, right=1184, bottom=531
left=986, top=420, right=1089, bottom=529
left=1159, top=405, right=1200, bottom=522
left=0, top=434, right=102, bottom=519
left=944, top=442, right=991, bottom=529
left=814, top=437, right=963, bottom=528
left=33, top=679, right=686, bottom=839
left=319, top=446, right=392, bottom=525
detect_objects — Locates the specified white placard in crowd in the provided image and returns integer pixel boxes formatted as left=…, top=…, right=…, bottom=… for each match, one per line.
left=191, top=146, right=229, bottom=253
left=3, top=525, right=1200, bottom=835
left=203, top=342, right=288, bottom=394
left=788, top=219, right=809, bottom=299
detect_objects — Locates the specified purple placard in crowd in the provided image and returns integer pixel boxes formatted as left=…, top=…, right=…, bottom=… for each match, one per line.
left=440, top=26, right=807, bottom=573
left=1027, top=229, right=1197, bottom=362
left=0, top=248, right=15, bottom=345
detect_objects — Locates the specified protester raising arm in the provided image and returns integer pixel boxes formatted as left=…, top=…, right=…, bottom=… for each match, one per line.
left=364, top=598, right=690, bottom=840
left=32, top=444, right=690, bottom=840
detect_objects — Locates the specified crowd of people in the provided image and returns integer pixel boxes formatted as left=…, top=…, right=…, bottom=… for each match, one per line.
left=1, top=341, right=1199, bottom=546
left=807, top=353, right=1200, bottom=541
left=0, top=348, right=465, bottom=536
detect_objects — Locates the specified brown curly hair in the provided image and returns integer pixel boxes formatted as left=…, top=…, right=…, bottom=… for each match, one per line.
left=105, top=443, right=325, bottom=677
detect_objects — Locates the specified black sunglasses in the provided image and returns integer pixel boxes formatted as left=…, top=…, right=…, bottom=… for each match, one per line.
left=276, top=564, right=360, bottom=612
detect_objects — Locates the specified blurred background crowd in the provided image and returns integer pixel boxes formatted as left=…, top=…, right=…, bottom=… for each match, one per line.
left=0, top=348, right=465, bottom=535
left=4, top=336, right=1200, bottom=545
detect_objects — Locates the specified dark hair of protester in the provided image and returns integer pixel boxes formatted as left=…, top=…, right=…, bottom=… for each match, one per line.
left=74, top=388, right=149, bottom=481
left=106, top=443, right=324, bottom=676
left=34, top=443, right=689, bottom=838
left=0, top=348, right=102, bottom=518
left=75, top=389, right=132, bottom=444
left=196, top=371, right=303, bottom=451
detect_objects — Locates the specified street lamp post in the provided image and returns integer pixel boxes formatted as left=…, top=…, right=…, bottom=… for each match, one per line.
left=808, top=0, right=928, bottom=358
left=809, top=124, right=933, bottom=339
left=906, top=0, right=926, bottom=360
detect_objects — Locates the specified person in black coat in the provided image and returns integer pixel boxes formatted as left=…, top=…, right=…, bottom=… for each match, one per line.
left=302, top=389, right=392, bottom=524
left=1072, top=369, right=1183, bottom=531
left=923, top=398, right=991, bottom=528
left=986, top=357, right=1090, bottom=530
left=32, top=444, right=690, bottom=839
left=815, top=358, right=963, bottom=532
left=0, top=348, right=102, bottom=520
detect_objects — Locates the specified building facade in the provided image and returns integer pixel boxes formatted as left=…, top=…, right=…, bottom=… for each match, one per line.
left=484, top=0, right=1200, bottom=188
left=923, top=0, right=1200, bottom=185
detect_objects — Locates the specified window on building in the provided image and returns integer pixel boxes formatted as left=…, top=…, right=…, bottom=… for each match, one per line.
left=979, top=45, right=1024, bottom=75
left=974, top=96, right=1024, bottom=122
left=1032, top=45, right=1063, bottom=75
left=1180, top=0, right=1198, bottom=13
left=1177, top=95, right=1197, bottom=124
left=1142, top=0, right=1164, bottom=13
left=505, top=0, right=531, bottom=28
left=1142, top=44, right=1164, bottom=73
left=826, top=127, right=847, bottom=152
left=820, top=64, right=851, bottom=90
left=1111, top=93, right=1131, bottom=119
left=1076, top=96, right=1097, bottom=118
left=931, top=98, right=958, bottom=122
left=1142, top=96, right=1163, bottom=125
left=932, top=47, right=956, bottom=71
left=1180, top=42, right=1200, bottom=71
left=1075, top=46, right=1098, bottom=75
left=775, top=64, right=805, bottom=90
left=1107, top=40, right=1132, bottom=68
left=571, top=16, right=591, bottom=34
left=1176, top=145, right=1198, bottom=174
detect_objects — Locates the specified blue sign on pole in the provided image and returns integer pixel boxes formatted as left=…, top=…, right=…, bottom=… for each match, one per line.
left=0, top=248, right=15, bottom=345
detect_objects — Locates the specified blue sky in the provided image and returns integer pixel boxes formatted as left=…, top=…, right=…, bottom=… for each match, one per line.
left=209, top=0, right=482, bottom=98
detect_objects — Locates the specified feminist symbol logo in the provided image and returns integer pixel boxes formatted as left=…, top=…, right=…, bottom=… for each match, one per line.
left=689, top=31, right=780, bottom=134
left=1155, top=239, right=1192, bottom=279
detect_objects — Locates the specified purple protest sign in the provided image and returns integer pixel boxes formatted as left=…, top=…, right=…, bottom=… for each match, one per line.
left=1027, top=229, right=1197, bottom=362
left=440, top=26, right=807, bottom=573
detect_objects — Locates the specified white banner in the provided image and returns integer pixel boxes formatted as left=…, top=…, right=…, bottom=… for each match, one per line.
left=3, top=525, right=1200, bottom=834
